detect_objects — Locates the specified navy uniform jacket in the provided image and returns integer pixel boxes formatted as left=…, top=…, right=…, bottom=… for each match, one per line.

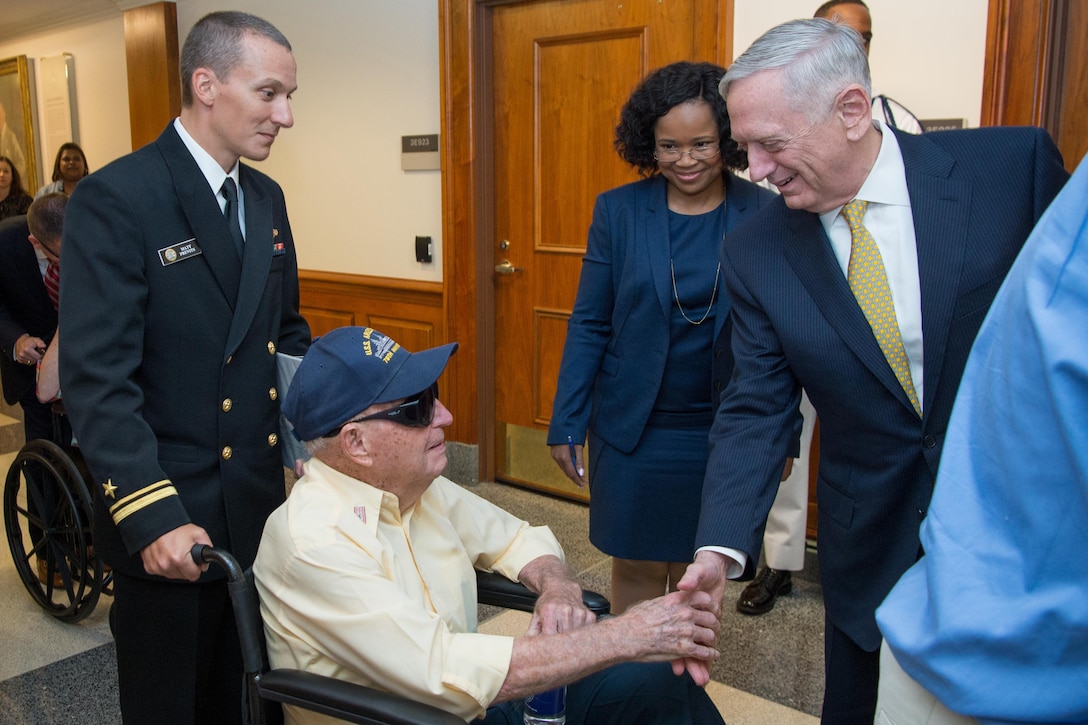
left=0, top=216, right=56, bottom=405
left=696, top=126, right=1068, bottom=650
left=59, top=124, right=311, bottom=576
left=548, top=173, right=774, bottom=453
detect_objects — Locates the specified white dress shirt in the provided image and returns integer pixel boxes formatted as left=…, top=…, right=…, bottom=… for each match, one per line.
left=173, top=117, right=246, bottom=238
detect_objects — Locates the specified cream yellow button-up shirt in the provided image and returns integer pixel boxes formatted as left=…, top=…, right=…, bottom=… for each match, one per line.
left=253, top=458, right=564, bottom=723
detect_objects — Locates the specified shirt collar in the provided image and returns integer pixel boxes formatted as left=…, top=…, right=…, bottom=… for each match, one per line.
left=302, top=457, right=400, bottom=533
left=173, top=117, right=240, bottom=196
left=819, top=120, right=911, bottom=227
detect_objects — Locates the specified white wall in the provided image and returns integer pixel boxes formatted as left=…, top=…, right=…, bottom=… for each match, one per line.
left=174, top=0, right=444, bottom=282
left=734, top=0, right=989, bottom=128
left=0, top=16, right=131, bottom=190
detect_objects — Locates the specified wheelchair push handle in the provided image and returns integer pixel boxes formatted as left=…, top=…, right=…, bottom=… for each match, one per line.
left=190, top=544, right=245, bottom=583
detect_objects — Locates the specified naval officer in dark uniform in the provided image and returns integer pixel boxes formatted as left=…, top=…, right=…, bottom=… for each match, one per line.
left=58, top=11, right=310, bottom=723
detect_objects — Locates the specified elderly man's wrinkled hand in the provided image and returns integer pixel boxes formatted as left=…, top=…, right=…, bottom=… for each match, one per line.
left=527, top=582, right=596, bottom=635
left=619, top=589, right=720, bottom=683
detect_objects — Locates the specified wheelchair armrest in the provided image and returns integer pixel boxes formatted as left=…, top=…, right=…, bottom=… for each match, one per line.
left=259, top=669, right=464, bottom=725
left=476, top=570, right=611, bottom=617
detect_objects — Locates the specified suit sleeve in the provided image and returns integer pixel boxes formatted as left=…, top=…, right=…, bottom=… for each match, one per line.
left=59, top=173, right=191, bottom=554
left=546, top=193, right=617, bottom=446
left=1030, top=127, right=1070, bottom=221
left=696, top=236, right=802, bottom=575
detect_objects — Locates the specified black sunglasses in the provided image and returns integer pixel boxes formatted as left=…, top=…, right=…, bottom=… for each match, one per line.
left=323, top=383, right=438, bottom=437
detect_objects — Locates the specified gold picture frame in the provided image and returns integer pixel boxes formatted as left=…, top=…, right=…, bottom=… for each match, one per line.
left=0, top=55, right=39, bottom=194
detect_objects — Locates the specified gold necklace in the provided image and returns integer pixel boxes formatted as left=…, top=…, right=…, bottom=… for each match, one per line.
left=670, top=259, right=720, bottom=325
left=668, top=192, right=724, bottom=326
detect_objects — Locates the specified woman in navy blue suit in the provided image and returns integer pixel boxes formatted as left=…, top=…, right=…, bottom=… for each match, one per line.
left=548, top=61, right=774, bottom=613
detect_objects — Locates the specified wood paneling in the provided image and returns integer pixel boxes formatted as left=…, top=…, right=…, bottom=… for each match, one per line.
left=981, top=0, right=1087, bottom=170
left=1051, top=0, right=1088, bottom=168
left=298, top=270, right=444, bottom=349
left=123, top=2, right=180, bottom=151
left=980, top=0, right=1052, bottom=128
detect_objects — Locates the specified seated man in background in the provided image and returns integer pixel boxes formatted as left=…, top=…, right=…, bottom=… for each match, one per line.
left=254, top=326, right=725, bottom=725
left=0, top=193, right=67, bottom=444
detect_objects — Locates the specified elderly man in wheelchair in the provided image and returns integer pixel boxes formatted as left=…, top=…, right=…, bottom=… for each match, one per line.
left=249, top=327, right=724, bottom=724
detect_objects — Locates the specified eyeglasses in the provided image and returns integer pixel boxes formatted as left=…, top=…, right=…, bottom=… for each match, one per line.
left=653, top=143, right=721, bottom=162
left=323, top=383, right=438, bottom=437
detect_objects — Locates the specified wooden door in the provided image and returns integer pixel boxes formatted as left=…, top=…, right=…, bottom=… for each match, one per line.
left=490, top=0, right=714, bottom=500
left=981, top=0, right=1088, bottom=170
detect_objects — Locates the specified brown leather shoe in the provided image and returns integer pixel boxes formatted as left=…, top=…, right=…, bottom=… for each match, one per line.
left=736, top=566, right=792, bottom=615
left=36, top=557, right=65, bottom=588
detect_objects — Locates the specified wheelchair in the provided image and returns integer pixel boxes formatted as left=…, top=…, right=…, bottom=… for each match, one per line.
left=3, top=437, right=112, bottom=622
left=193, top=544, right=611, bottom=725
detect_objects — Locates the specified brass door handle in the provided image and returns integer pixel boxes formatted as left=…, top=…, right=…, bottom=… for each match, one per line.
left=495, top=259, right=524, bottom=275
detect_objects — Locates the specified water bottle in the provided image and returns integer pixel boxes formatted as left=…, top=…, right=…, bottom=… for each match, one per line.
left=523, top=685, right=566, bottom=724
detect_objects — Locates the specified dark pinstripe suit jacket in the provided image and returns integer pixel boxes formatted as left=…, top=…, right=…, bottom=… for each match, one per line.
left=696, top=126, right=1068, bottom=650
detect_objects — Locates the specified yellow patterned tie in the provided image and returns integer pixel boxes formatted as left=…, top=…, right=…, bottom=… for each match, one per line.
left=842, top=200, right=921, bottom=416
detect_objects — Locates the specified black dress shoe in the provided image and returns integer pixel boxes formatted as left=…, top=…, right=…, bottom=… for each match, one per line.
left=736, top=566, right=792, bottom=615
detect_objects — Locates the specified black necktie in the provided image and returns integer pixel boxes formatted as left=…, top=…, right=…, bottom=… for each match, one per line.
left=221, top=178, right=244, bottom=258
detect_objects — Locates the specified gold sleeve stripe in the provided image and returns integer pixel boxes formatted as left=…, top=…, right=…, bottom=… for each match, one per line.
left=111, top=487, right=180, bottom=525
left=108, top=479, right=173, bottom=513
left=108, top=480, right=177, bottom=514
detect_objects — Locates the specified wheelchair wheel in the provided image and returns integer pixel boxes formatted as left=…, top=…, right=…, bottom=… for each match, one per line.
left=4, top=439, right=104, bottom=622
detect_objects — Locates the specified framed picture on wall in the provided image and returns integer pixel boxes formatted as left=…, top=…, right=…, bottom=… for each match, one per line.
left=0, top=55, right=40, bottom=194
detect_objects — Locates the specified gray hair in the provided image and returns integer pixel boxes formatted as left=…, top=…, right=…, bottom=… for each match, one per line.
left=720, top=18, right=870, bottom=122
left=304, top=437, right=330, bottom=456
left=27, top=193, right=67, bottom=245
left=180, top=11, right=292, bottom=107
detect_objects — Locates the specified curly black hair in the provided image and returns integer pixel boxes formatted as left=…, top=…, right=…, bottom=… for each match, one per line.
left=614, top=61, right=747, bottom=177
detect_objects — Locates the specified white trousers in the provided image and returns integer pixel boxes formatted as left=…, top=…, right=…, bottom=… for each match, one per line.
left=762, top=391, right=815, bottom=571
left=876, top=642, right=977, bottom=725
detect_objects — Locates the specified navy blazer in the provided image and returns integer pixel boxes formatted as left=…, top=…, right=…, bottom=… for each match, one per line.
left=0, top=216, right=57, bottom=405
left=59, top=123, right=311, bottom=576
left=548, top=173, right=774, bottom=453
left=697, top=126, right=1068, bottom=650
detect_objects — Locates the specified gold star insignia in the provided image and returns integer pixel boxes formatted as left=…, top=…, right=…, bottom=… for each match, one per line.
left=103, top=479, right=118, bottom=499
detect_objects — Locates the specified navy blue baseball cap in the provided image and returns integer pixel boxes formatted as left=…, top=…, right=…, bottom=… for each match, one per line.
left=283, top=327, right=458, bottom=441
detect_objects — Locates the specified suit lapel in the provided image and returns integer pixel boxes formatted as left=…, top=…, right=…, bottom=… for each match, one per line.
left=642, top=177, right=674, bottom=325
left=716, top=176, right=758, bottom=340
left=896, top=130, right=970, bottom=417
left=783, top=207, right=913, bottom=406
left=226, top=166, right=274, bottom=356
left=159, top=127, right=241, bottom=309
left=785, top=132, right=972, bottom=418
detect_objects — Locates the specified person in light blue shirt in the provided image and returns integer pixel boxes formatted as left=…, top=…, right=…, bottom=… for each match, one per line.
left=875, top=154, right=1087, bottom=725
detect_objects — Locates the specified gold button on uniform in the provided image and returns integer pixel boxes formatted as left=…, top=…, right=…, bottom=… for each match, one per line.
left=269, top=387, right=278, bottom=401
left=267, top=341, right=276, bottom=355
left=221, top=446, right=233, bottom=460
left=268, top=433, right=278, bottom=447
left=222, top=398, right=233, bottom=412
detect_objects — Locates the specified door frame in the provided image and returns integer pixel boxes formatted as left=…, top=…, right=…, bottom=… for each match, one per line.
left=438, top=0, right=732, bottom=481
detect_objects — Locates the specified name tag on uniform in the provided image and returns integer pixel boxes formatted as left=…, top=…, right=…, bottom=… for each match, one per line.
left=158, top=238, right=203, bottom=266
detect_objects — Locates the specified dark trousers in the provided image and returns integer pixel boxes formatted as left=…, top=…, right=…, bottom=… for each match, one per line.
left=821, top=618, right=880, bottom=725
left=19, top=390, right=73, bottom=549
left=19, top=387, right=64, bottom=444
left=482, top=662, right=724, bottom=724
left=110, top=572, right=243, bottom=725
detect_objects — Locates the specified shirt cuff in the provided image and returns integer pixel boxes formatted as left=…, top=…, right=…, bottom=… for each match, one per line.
left=695, top=545, right=747, bottom=579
